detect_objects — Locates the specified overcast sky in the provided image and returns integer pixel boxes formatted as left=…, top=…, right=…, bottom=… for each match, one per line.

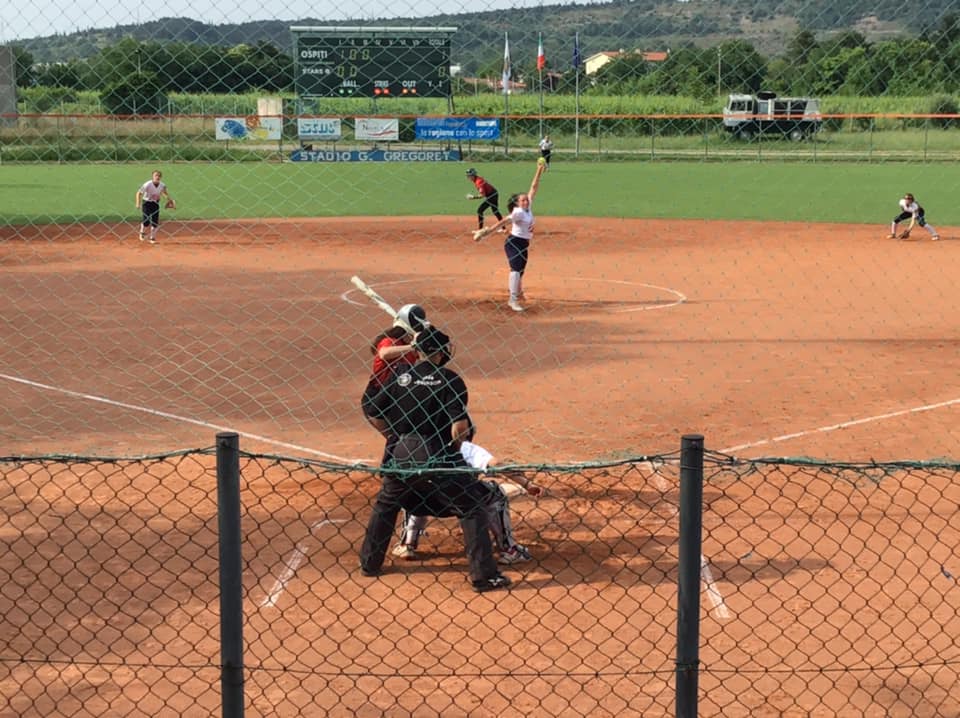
left=3, top=0, right=565, bottom=42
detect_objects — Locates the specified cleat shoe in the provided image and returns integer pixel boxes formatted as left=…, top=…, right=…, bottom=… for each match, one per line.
left=508, top=299, right=525, bottom=313
left=391, top=544, right=418, bottom=560
left=472, top=573, right=512, bottom=593
left=887, top=233, right=896, bottom=239
left=932, top=235, right=941, bottom=241
left=139, top=234, right=146, bottom=241
left=149, top=238, right=157, bottom=244
left=498, top=545, right=532, bottom=564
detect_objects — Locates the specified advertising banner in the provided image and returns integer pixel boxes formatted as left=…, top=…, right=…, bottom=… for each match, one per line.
left=215, top=117, right=283, bottom=141
left=355, top=118, right=399, bottom=141
left=415, top=117, right=500, bottom=141
left=298, top=118, right=342, bottom=140
left=290, top=149, right=461, bottom=162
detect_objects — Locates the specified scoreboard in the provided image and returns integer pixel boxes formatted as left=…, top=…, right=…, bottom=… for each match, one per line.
left=292, top=28, right=456, bottom=98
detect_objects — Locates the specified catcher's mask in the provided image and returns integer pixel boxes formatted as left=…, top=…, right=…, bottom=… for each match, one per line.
left=414, top=326, right=454, bottom=367
left=394, top=304, right=429, bottom=333
left=465, top=168, right=477, bottom=177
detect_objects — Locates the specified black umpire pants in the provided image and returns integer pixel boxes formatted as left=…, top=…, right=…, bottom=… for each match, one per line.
left=359, top=438, right=499, bottom=582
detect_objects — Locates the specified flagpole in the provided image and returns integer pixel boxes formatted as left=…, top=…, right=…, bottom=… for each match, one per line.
left=502, top=31, right=510, bottom=156
left=537, top=32, right=545, bottom=140
left=539, top=67, right=544, bottom=140
left=574, top=32, right=581, bottom=158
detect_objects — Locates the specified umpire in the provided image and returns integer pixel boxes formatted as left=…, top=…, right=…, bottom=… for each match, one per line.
left=359, top=326, right=511, bottom=593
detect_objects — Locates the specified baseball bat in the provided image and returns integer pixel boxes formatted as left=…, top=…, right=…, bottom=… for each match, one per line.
left=350, top=276, right=415, bottom=333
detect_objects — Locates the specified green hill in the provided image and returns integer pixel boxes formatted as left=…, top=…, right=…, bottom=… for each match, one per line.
left=15, top=0, right=950, bottom=70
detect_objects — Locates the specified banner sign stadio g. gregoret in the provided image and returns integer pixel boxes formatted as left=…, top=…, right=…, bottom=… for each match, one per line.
left=290, top=148, right=461, bottom=162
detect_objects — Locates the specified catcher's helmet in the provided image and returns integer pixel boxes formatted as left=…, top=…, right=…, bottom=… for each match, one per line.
left=465, top=168, right=477, bottom=177
left=414, top=326, right=453, bottom=366
left=394, top=304, right=429, bottom=333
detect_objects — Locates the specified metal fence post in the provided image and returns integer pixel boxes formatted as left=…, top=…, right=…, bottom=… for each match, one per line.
left=217, top=432, right=245, bottom=718
left=676, top=434, right=704, bottom=718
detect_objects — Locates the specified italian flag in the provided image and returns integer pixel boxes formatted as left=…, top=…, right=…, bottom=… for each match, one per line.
left=537, top=33, right=546, bottom=71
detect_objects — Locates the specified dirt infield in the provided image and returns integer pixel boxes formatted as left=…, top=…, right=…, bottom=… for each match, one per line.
left=4, top=215, right=960, bottom=716
left=2, top=215, right=958, bottom=462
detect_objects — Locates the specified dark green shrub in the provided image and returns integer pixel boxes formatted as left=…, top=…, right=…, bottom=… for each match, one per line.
left=101, top=73, right=168, bottom=116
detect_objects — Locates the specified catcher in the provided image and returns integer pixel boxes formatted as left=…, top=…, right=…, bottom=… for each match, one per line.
left=465, top=168, right=504, bottom=232
left=889, top=193, right=940, bottom=241
left=391, top=430, right=541, bottom=565
left=135, top=169, right=175, bottom=244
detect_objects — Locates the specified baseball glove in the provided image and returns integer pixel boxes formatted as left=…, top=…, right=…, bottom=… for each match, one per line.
left=466, top=193, right=479, bottom=200
left=898, top=229, right=911, bottom=239
left=165, top=199, right=176, bottom=209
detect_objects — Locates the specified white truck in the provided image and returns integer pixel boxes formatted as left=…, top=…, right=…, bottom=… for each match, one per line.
left=723, top=91, right=823, bottom=141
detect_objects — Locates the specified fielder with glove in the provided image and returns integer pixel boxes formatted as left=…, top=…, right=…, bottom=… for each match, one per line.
left=135, top=169, right=175, bottom=244
left=465, top=168, right=504, bottom=231
left=890, top=192, right=940, bottom=241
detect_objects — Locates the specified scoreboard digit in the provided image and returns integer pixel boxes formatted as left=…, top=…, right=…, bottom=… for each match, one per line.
left=293, top=30, right=454, bottom=98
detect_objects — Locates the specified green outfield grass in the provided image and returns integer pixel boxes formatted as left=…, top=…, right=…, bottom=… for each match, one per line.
left=2, top=162, right=959, bottom=226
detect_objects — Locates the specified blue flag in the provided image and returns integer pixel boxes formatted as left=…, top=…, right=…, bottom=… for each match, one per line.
left=573, top=32, right=582, bottom=70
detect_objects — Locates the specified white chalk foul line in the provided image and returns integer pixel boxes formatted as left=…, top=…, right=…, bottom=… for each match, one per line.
left=258, top=518, right=346, bottom=609
left=0, top=371, right=363, bottom=463
left=721, top=395, right=960, bottom=455
left=700, top=554, right=731, bottom=620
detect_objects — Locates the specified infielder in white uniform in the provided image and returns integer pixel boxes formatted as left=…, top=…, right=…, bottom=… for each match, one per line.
left=889, top=193, right=939, bottom=240
left=135, top=170, right=175, bottom=244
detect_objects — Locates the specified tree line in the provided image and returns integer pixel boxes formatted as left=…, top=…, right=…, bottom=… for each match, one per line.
left=8, top=15, right=960, bottom=114
left=592, top=15, right=960, bottom=99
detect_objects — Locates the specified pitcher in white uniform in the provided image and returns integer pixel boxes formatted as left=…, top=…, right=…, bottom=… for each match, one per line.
left=472, top=161, right=546, bottom=312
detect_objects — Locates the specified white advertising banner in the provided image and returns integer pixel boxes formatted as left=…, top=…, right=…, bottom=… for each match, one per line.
left=355, top=117, right=399, bottom=141
left=298, top=118, right=342, bottom=140
left=215, top=117, right=283, bottom=141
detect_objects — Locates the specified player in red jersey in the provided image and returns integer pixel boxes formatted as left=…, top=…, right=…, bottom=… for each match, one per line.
left=465, top=168, right=504, bottom=231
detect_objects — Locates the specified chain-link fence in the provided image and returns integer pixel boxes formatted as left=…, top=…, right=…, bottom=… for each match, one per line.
left=4, top=3, right=960, bottom=716
left=3, top=8, right=960, bottom=166
left=4, top=111, right=960, bottom=164
left=4, top=435, right=960, bottom=716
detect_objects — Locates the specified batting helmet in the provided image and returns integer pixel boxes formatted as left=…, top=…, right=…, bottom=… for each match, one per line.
left=394, top=304, right=429, bottom=333
left=465, top=168, right=477, bottom=177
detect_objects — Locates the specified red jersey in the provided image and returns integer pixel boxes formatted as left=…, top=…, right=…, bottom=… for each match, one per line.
left=471, top=176, right=496, bottom=197
left=370, top=335, right=417, bottom=388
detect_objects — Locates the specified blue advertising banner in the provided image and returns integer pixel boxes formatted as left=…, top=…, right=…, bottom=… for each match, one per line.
left=290, top=149, right=462, bottom=162
left=415, top=117, right=500, bottom=141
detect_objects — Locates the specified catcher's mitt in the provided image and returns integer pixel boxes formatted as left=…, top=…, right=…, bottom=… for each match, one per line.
left=165, top=199, right=176, bottom=209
